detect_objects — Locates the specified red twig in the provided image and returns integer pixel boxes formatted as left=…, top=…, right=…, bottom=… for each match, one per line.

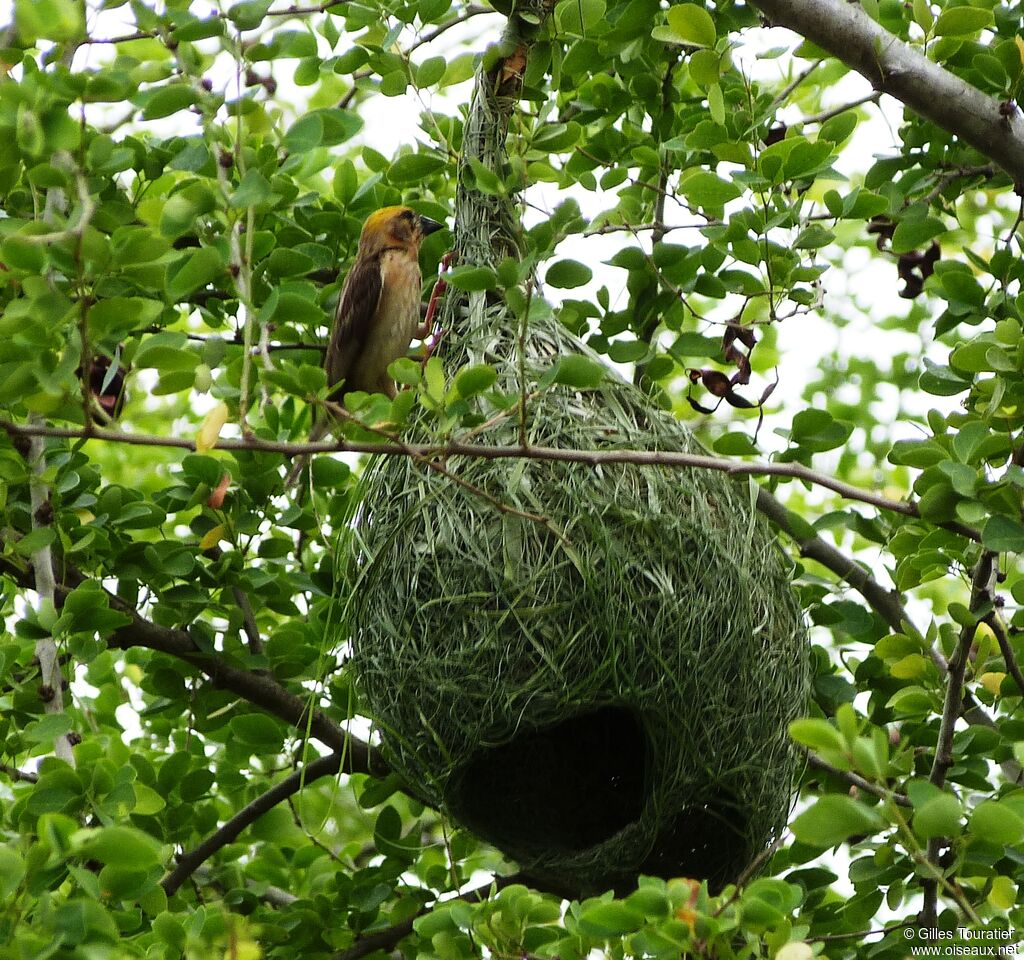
left=421, top=251, right=454, bottom=365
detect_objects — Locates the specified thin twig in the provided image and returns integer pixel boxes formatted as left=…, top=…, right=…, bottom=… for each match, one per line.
left=921, top=551, right=997, bottom=927
left=804, top=751, right=911, bottom=807
left=796, top=91, right=880, bottom=126
left=582, top=220, right=709, bottom=237
left=338, top=4, right=492, bottom=108
left=0, top=417, right=983, bottom=537
left=981, top=611, right=1024, bottom=702
left=769, top=59, right=823, bottom=111
left=232, top=585, right=264, bottom=656
left=930, top=553, right=996, bottom=790
left=0, top=761, right=39, bottom=784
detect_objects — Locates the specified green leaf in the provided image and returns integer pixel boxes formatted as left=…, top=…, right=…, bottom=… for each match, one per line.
left=0, top=847, right=26, bottom=901
left=556, top=0, right=606, bottom=34
left=388, top=153, right=446, bottom=185
left=88, top=297, right=164, bottom=341
left=467, top=158, right=505, bottom=195
left=132, top=783, right=167, bottom=816
left=794, top=224, right=834, bottom=249
left=416, top=55, right=446, bottom=88
left=969, top=800, right=1024, bottom=846
left=284, top=114, right=324, bottom=152
left=790, top=410, right=853, bottom=452
left=679, top=171, right=741, bottom=207
left=546, top=259, right=593, bottom=288
left=229, top=714, right=284, bottom=748
left=934, top=6, right=993, bottom=36
left=890, top=216, right=946, bottom=254
left=441, top=53, right=476, bottom=86
left=15, top=0, right=85, bottom=42
left=547, top=355, right=606, bottom=389
left=661, top=3, right=716, bottom=46
left=227, top=0, right=272, bottom=30
left=912, top=793, right=962, bottom=840
left=919, top=359, right=971, bottom=396
left=455, top=364, right=498, bottom=397
left=607, top=340, right=648, bottom=363
left=818, top=112, right=858, bottom=145
left=165, top=247, right=224, bottom=302
left=578, top=901, right=645, bottom=937
left=446, top=265, right=497, bottom=291
left=789, top=718, right=845, bottom=753
left=24, top=713, right=73, bottom=744
left=2, top=236, right=46, bottom=273
left=791, top=795, right=882, bottom=847
left=229, top=170, right=272, bottom=208
left=141, top=85, right=198, bottom=121
left=73, top=826, right=163, bottom=868
left=982, top=515, right=1024, bottom=552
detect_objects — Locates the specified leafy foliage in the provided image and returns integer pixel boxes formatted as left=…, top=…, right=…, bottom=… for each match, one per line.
left=2, top=0, right=1024, bottom=956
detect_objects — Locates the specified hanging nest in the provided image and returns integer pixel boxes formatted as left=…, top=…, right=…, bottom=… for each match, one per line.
left=349, top=303, right=807, bottom=897
left=346, top=11, right=807, bottom=897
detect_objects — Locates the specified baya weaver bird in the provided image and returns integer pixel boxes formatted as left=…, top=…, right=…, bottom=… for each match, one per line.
left=324, top=205, right=445, bottom=400
left=285, top=206, right=444, bottom=488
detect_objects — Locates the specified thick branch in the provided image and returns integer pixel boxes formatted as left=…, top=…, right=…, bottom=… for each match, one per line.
left=100, top=599, right=374, bottom=766
left=748, top=0, right=1024, bottom=183
left=163, top=752, right=343, bottom=896
left=13, top=559, right=385, bottom=771
left=758, top=489, right=1022, bottom=787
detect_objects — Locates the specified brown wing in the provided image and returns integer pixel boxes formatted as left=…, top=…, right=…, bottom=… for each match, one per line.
left=324, top=252, right=383, bottom=396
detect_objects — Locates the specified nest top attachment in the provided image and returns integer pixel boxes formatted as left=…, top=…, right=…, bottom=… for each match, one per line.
left=349, top=312, right=808, bottom=897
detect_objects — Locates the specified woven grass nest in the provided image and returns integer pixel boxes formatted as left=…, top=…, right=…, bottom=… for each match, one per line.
left=349, top=303, right=808, bottom=897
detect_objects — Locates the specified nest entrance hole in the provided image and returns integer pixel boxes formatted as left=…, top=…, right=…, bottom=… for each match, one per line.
left=448, top=706, right=648, bottom=856
left=448, top=705, right=752, bottom=891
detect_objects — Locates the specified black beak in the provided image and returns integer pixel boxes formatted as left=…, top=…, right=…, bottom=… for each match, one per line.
left=419, top=216, right=445, bottom=236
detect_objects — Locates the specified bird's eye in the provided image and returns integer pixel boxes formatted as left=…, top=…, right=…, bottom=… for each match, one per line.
left=400, top=209, right=416, bottom=221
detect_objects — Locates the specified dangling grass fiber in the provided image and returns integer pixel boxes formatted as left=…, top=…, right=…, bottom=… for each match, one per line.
left=347, top=10, right=807, bottom=897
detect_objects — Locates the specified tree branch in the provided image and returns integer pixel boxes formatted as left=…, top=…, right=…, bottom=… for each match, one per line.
left=101, top=601, right=375, bottom=766
left=6, top=557, right=386, bottom=773
left=163, top=752, right=344, bottom=896
left=980, top=611, right=1024, bottom=701
left=804, top=751, right=911, bottom=807
left=0, top=418, right=982, bottom=538
left=921, top=550, right=997, bottom=927
left=0, top=761, right=39, bottom=784
left=26, top=427, right=75, bottom=766
left=930, top=552, right=996, bottom=790
left=748, top=0, right=1024, bottom=183
left=757, top=489, right=1022, bottom=783
left=755, top=488, right=914, bottom=633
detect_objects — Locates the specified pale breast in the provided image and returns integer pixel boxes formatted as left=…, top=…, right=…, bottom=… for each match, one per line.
left=356, top=251, right=422, bottom=390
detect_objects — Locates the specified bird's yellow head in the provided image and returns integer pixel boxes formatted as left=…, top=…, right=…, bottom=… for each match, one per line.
left=358, top=206, right=445, bottom=254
